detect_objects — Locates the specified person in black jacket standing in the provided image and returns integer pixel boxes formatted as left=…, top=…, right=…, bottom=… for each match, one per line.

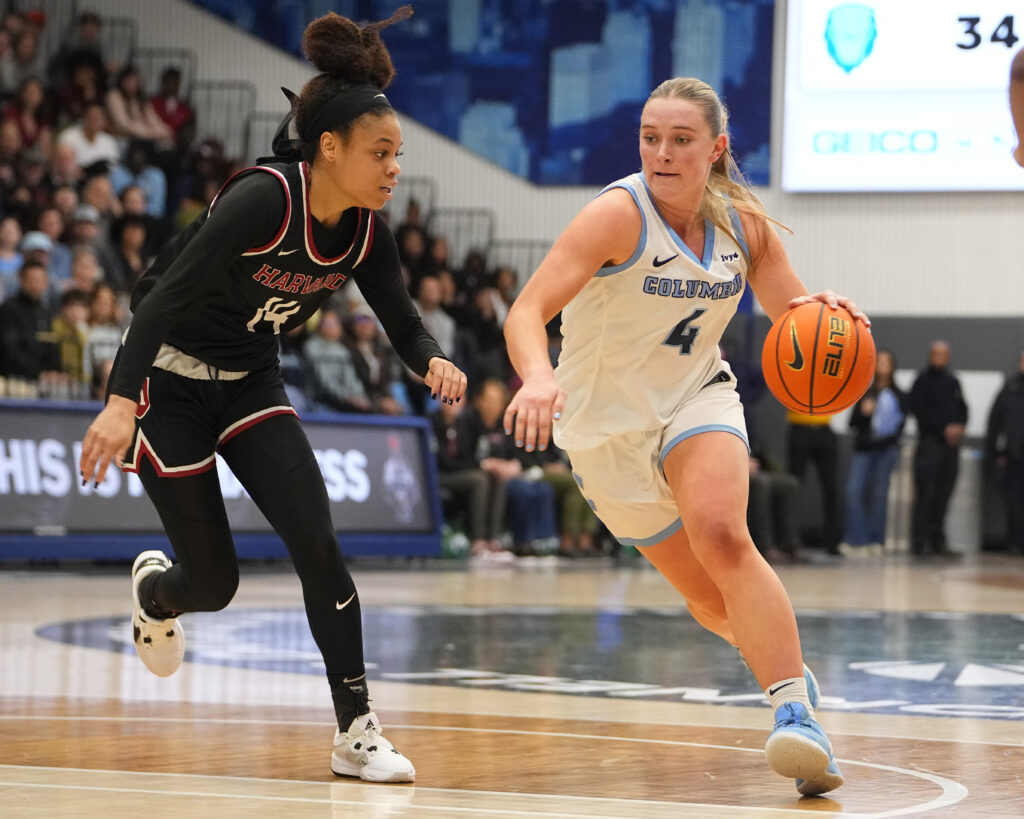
left=909, top=340, right=968, bottom=557
left=986, top=351, right=1024, bottom=554
left=78, top=8, right=466, bottom=782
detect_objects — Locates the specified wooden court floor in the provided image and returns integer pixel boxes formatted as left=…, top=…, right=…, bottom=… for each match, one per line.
left=1, top=554, right=1023, bottom=817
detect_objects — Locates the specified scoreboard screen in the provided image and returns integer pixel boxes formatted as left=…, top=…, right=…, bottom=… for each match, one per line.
left=782, top=1, right=1023, bottom=191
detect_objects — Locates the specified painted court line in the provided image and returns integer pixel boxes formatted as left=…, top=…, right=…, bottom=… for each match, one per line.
left=0, top=715, right=969, bottom=817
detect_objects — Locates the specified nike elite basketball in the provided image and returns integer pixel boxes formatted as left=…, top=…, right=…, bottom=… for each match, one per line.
left=761, top=303, right=875, bottom=414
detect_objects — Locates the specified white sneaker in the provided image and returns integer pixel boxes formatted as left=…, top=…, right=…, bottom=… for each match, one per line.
left=331, top=712, right=415, bottom=783
left=130, top=550, right=185, bottom=677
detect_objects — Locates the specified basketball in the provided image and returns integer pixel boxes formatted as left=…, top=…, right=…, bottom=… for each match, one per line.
left=761, top=302, right=875, bottom=415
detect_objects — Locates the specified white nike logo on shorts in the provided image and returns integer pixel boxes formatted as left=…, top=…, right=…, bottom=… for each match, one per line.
left=278, top=248, right=298, bottom=256
left=336, top=593, right=356, bottom=611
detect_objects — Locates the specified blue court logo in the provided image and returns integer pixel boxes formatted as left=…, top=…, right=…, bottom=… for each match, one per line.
left=825, top=4, right=877, bottom=73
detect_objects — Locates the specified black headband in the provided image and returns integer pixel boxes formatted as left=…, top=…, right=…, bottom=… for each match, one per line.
left=306, top=83, right=392, bottom=138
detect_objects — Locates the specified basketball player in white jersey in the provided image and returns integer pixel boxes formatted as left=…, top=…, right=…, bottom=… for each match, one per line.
left=504, top=78, right=870, bottom=795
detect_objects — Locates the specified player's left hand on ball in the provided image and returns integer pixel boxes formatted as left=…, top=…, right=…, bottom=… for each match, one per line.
left=789, top=290, right=871, bottom=328
left=424, top=357, right=467, bottom=405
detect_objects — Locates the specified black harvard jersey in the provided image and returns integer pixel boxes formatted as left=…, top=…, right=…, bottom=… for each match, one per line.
left=110, top=161, right=444, bottom=401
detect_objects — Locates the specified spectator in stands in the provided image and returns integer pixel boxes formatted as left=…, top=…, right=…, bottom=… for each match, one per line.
left=0, top=259, right=60, bottom=382
left=118, top=183, right=165, bottom=253
left=13, top=146, right=51, bottom=217
left=303, top=309, right=372, bottom=413
left=426, top=235, right=450, bottom=277
left=80, top=171, right=122, bottom=234
left=987, top=350, right=1024, bottom=554
left=346, top=309, right=409, bottom=415
left=67, top=245, right=103, bottom=295
left=105, top=214, right=149, bottom=293
left=0, top=215, right=23, bottom=299
left=51, top=184, right=79, bottom=225
left=19, top=230, right=56, bottom=296
left=106, top=65, right=175, bottom=145
left=48, top=10, right=108, bottom=91
left=0, top=116, right=22, bottom=195
left=463, top=286, right=508, bottom=381
left=110, top=139, right=167, bottom=219
left=68, top=203, right=119, bottom=288
left=57, top=101, right=120, bottom=171
left=747, top=452, right=803, bottom=563
left=456, top=247, right=488, bottom=296
left=493, top=266, right=519, bottom=317
left=48, top=143, right=83, bottom=190
left=51, top=288, right=90, bottom=390
left=55, top=60, right=105, bottom=129
left=8, top=27, right=46, bottom=90
left=473, top=377, right=559, bottom=557
left=397, top=224, right=429, bottom=286
left=392, top=197, right=423, bottom=254
left=841, top=349, right=907, bottom=557
left=36, top=207, right=72, bottom=284
left=83, top=282, right=123, bottom=385
left=909, top=340, right=968, bottom=558
left=149, top=66, right=194, bottom=145
left=787, top=410, right=842, bottom=555
left=537, top=446, right=601, bottom=557
left=4, top=76, right=54, bottom=157
left=414, top=274, right=456, bottom=360
left=0, top=29, right=15, bottom=96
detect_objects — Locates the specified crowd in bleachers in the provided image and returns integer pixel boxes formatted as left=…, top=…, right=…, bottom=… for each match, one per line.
left=0, top=8, right=604, bottom=561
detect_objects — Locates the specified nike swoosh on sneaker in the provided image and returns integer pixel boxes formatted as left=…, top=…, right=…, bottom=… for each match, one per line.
left=278, top=248, right=299, bottom=256
left=336, top=593, right=356, bottom=611
left=652, top=254, right=678, bottom=268
left=768, top=680, right=797, bottom=696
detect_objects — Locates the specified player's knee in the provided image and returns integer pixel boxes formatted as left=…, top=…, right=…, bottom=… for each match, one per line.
left=691, top=523, right=756, bottom=574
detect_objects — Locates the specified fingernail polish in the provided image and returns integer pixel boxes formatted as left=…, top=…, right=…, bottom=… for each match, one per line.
left=504, top=428, right=511, bottom=435
left=526, top=445, right=534, bottom=452
left=455, top=397, right=461, bottom=403
left=553, top=412, right=562, bottom=420
left=431, top=393, right=437, bottom=399
left=539, top=445, right=547, bottom=451
left=516, top=440, right=523, bottom=447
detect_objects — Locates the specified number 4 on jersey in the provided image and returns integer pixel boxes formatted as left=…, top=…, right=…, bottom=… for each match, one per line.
left=662, top=308, right=706, bottom=355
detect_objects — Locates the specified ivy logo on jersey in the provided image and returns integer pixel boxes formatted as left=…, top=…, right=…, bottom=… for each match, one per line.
left=786, top=319, right=805, bottom=371
left=825, top=3, right=877, bottom=73
left=246, top=296, right=301, bottom=334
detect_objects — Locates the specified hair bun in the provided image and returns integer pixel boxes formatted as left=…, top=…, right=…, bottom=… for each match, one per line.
left=302, top=6, right=413, bottom=89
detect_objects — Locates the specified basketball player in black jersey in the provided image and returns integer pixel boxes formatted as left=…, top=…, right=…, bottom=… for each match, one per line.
left=78, top=8, right=464, bottom=782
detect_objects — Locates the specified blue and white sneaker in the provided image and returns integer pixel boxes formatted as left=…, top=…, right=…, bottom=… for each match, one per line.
left=765, top=702, right=844, bottom=795
left=804, top=664, right=819, bottom=710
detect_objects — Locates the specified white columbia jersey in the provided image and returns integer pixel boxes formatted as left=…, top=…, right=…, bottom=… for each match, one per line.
left=553, top=172, right=749, bottom=451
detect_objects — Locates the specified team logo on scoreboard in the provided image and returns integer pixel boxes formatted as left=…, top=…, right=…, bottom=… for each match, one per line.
left=825, top=3, right=877, bottom=73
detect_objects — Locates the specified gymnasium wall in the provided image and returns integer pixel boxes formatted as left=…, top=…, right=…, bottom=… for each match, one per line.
left=87, top=0, right=1024, bottom=320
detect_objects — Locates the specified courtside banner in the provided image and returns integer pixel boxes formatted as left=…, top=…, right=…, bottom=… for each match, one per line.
left=0, top=400, right=441, bottom=557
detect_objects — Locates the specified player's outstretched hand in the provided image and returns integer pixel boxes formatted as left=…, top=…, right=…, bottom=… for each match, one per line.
left=503, top=373, right=566, bottom=453
left=424, top=357, right=468, bottom=405
left=79, top=395, right=138, bottom=487
left=788, top=289, right=871, bottom=328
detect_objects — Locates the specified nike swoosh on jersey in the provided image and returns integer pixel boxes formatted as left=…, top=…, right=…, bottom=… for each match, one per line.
left=278, top=248, right=299, bottom=256
left=652, top=254, right=678, bottom=268
left=768, top=680, right=797, bottom=696
left=335, top=593, right=356, bottom=611
left=785, top=320, right=805, bottom=371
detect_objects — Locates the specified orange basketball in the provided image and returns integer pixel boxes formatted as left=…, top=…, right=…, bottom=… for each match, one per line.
left=761, top=302, right=875, bottom=415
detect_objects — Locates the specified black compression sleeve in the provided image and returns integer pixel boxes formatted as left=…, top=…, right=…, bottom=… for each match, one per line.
left=109, top=173, right=287, bottom=400
left=352, top=213, right=447, bottom=378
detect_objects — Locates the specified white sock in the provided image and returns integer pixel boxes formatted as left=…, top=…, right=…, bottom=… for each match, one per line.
left=765, top=676, right=812, bottom=713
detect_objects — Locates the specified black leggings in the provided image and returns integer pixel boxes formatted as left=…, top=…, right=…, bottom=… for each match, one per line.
left=138, top=413, right=365, bottom=682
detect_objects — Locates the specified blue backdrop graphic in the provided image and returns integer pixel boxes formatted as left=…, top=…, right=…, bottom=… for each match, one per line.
left=190, top=0, right=775, bottom=186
